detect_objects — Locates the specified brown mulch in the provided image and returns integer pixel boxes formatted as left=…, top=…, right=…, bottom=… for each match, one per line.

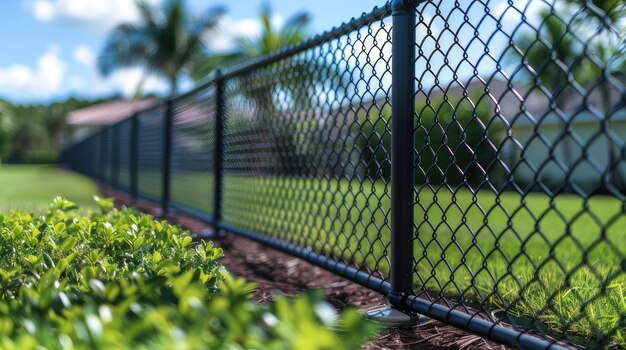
left=102, top=188, right=512, bottom=349
left=210, top=233, right=509, bottom=350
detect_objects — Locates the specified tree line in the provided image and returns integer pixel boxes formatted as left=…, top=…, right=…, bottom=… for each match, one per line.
left=0, top=98, right=108, bottom=164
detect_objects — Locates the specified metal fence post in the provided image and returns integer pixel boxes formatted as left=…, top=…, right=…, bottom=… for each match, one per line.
left=213, top=71, right=225, bottom=230
left=94, top=134, right=98, bottom=179
left=107, top=128, right=114, bottom=185
left=98, top=129, right=107, bottom=183
left=391, top=0, right=417, bottom=298
left=130, top=113, right=139, bottom=200
left=111, top=123, right=120, bottom=189
left=368, top=0, right=420, bottom=325
left=89, top=137, right=95, bottom=178
left=162, top=101, right=174, bottom=216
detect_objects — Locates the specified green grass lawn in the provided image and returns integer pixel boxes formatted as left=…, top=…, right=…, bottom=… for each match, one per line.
left=0, top=164, right=98, bottom=213
left=151, top=171, right=625, bottom=347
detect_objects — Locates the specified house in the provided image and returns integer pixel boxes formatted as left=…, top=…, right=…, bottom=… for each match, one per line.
left=419, top=77, right=626, bottom=193
left=509, top=83, right=626, bottom=193
left=67, top=98, right=158, bottom=142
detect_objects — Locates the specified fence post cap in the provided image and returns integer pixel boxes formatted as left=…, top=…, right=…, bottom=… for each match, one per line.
left=391, top=0, right=423, bottom=14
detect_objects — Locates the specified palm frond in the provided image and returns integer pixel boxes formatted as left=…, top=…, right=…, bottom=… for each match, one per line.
left=98, top=0, right=225, bottom=96
left=98, top=24, right=151, bottom=76
left=136, top=1, right=159, bottom=28
left=279, top=12, right=311, bottom=47
left=188, top=6, right=226, bottom=36
left=191, top=51, right=244, bottom=80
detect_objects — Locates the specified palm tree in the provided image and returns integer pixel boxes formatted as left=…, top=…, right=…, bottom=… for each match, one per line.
left=564, top=0, right=625, bottom=103
left=196, top=4, right=351, bottom=115
left=512, top=10, right=584, bottom=97
left=99, top=0, right=225, bottom=98
left=565, top=0, right=625, bottom=32
left=193, top=4, right=352, bottom=177
left=192, top=4, right=311, bottom=79
left=199, top=5, right=314, bottom=175
left=194, top=4, right=315, bottom=113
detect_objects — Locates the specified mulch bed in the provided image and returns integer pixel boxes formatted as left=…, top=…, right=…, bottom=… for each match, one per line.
left=102, top=188, right=513, bottom=349
left=210, top=233, right=510, bottom=350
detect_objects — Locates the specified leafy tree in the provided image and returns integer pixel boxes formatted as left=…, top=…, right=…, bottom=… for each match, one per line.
left=8, top=119, right=49, bottom=162
left=566, top=0, right=626, bottom=30
left=0, top=101, right=14, bottom=162
left=0, top=98, right=107, bottom=163
left=99, top=0, right=224, bottom=97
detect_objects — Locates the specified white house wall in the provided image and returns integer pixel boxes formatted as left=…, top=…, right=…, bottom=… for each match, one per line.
left=512, top=110, right=626, bottom=193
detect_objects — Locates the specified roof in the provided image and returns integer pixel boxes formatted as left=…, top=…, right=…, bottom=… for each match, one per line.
left=67, top=99, right=159, bottom=126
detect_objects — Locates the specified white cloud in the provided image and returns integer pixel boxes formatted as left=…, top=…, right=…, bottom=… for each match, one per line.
left=493, top=0, right=546, bottom=28
left=0, top=46, right=66, bottom=97
left=97, top=68, right=169, bottom=97
left=66, top=43, right=169, bottom=98
left=73, top=45, right=96, bottom=67
left=32, top=0, right=55, bottom=21
left=29, top=0, right=152, bottom=32
left=67, top=67, right=169, bottom=99
left=206, top=14, right=285, bottom=52
left=0, top=42, right=169, bottom=101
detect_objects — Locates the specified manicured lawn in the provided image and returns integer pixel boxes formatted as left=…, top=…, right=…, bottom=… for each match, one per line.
left=0, top=164, right=98, bottom=213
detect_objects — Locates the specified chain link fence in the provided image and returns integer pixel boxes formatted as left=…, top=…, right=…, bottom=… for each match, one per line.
left=62, top=0, right=626, bottom=348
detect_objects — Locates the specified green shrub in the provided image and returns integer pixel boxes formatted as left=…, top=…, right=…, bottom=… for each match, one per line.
left=0, top=197, right=378, bottom=349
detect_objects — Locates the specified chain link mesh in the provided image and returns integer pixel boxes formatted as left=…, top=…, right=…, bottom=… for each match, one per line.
left=220, top=7, right=393, bottom=282
left=87, top=135, right=99, bottom=180
left=136, top=104, right=167, bottom=202
left=100, top=128, right=112, bottom=184
left=409, top=0, right=625, bottom=347
left=61, top=0, right=626, bottom=347
left=116, top=118, right=133, bottom=191
left=170, top=86, right=218, bottom=217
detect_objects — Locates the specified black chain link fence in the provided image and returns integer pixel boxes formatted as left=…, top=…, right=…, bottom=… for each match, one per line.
left=62, top=0, right=626, bottom=348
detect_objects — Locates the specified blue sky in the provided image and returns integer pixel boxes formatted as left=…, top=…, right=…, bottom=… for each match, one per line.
left=0, top=0, right=385, bottom=104
left=0, top=0, right=541, bottom=104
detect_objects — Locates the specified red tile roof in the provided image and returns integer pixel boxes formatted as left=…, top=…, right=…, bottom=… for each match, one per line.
left=67, top=99, right=159, bottom=126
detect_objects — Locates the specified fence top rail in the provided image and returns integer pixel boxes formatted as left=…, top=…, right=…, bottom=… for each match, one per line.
left=135, top=100, right=168, bottom=116
left=171, top=2, right=393, bottom=104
